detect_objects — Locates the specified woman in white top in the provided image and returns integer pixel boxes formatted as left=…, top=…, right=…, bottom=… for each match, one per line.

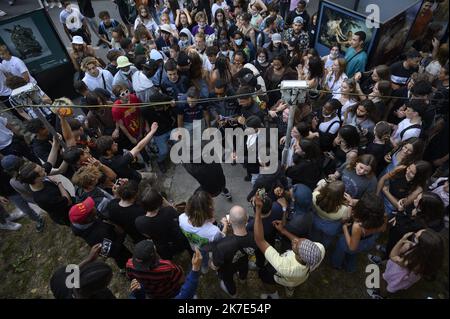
left=338, top=78, right=359, bottom=120
left=322, top=45, right=340, bottom=72
left=134, top=5, right=158, bottom=36
left=312, top=180, right=351, bottom=247
left=325, top=58, right=347, bottom=99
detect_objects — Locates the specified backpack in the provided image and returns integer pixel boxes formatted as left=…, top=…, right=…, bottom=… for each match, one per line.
left=399, top=124, right=423, bottom=140
left=319, top=120, right=341, bottom=152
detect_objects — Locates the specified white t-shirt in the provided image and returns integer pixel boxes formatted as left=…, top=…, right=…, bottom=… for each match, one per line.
left=212, top=3, right=229, bottom=16
left=0, top=116, right=13, bottom=150
left=178, top=213, right=223, bottom=250
left=319, top=115, right=341, bottom=135
left=60, top=8, right=84, bottom=32
left=340, top=99, right=358, bottom=120
left=0, top=69, right=12, bottom=96
left=82, top=68, right=114, bottom=95
left=392, top=118, right=421, bottom=144
left=326, top=73, right=347, bottom=98
left=1, top=56, right=36, bottom=84
left=134, top=17, right=158, bottom=35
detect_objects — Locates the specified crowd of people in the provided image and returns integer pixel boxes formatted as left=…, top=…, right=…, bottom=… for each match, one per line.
left=0, top=0, right=449, bottom=299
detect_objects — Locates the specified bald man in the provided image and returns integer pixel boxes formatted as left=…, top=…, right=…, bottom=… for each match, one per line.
left=211, top=206, right=257, bottom=298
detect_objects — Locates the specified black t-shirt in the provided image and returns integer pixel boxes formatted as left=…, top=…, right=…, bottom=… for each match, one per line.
left=100, top=151, right=141, bottom=181
left=211, top=233, right=257, bottom=269
left=247, top=164, right=288, bottom=201
left=247, top=202, right=284, bottom=244
left=286, top=158, right=322, bottom=191
left=363, top=142, right=392, bottom=176
left=141, top=106, right=174, bottom=136
left=106, top=199, right=146, bottom=243
left=285, top=210, right=313, bottom=238
left=390, top=61, right=417, bottom=86
left=0, top=167, right=15, bottom=197
left=31, top=138, right=52, bottom=163
left=33, top=180, right=71, bottom=226
left=134, top=207, right=187, bottom=258
left=50, top=265, right=115, bottom=299
left=183, top=162, right=226, bottom=196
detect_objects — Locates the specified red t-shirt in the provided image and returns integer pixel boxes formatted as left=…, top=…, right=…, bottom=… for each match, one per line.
left=112, top=94, right=141, bottom=138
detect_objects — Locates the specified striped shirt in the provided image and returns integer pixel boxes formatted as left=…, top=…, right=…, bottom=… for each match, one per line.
left=126, top=259, right=184, bottom=299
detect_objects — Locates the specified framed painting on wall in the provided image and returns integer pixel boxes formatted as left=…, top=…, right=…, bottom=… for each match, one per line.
left=315, top=0, right=378, bottom=57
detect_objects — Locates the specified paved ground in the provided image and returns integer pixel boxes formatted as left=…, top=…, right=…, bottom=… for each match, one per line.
left=0, top=0, right=448, bottom=300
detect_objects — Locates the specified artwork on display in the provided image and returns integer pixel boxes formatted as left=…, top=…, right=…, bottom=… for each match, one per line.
left=0, top=17, right=51, bottom=63
left=369, top=0, right=422, bottom=67
left=0, top=9, right=70, bottom=74
left=315, top=1, right=378, bottom=57
left=405, top=0, right=449, bottom=49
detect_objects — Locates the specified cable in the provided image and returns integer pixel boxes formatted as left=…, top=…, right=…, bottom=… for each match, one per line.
left=0, top=85, right=448, bottom=115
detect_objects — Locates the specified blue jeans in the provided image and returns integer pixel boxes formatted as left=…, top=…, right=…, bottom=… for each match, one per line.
left=383, top=194, right=396, bottom=218
left=331, top=233, right=379, bottom=272
left=311, top=215, right=342, bottom=248
left=9, top=194, right=42, bottom=223
left=153, top=131, right=171, bottom=163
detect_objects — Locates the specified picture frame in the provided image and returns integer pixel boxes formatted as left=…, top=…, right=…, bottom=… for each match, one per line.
left=0, top=8, right=70, bottom=75
left=315, top=0, right=378, bottom=58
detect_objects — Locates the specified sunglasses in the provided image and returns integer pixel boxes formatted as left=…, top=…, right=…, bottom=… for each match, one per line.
left=119, top=90, right=130, bottom=97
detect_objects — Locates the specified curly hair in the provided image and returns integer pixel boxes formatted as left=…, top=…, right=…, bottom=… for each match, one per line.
left=72, top=165, right=102, bottom=189
left=352, top=192, right=385, bottom=229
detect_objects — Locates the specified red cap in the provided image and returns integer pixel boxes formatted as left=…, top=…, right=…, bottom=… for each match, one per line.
left=69, top=197, right=95, bottom=224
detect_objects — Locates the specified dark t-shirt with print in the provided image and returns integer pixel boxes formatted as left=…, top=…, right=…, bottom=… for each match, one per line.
left=211, top=233, right=257, bottom=269
left=100, top=151, right=141, bottom=181
left=176, top=103, right=204, bottom=123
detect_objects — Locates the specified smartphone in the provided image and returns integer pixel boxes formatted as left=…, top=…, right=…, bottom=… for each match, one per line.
left=99, top=238, right=112, bottom=258
left=257, top=188, right=266, bottom=198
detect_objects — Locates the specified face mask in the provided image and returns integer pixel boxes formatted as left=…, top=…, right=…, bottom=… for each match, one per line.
left=180, top=40, right=189, bottom=47
left=257, top=57, right=266, bottom=64
left=122, top=70, right=131, bottom=75
left=234, top=39, right=243, bottom=46
left=220, top=50, right=229, bottom=56
left=330, top=52, right=339, bottom=59
left=198, top=22, right=206, bottom=28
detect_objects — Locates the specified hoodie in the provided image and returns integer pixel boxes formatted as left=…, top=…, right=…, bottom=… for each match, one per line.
left=132, top=71, right=154, bottom=103
left=178, top=28, right=193, bottom=49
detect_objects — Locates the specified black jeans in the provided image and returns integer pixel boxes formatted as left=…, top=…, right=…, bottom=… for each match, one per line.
left=218, top=257, right=249, bottom=296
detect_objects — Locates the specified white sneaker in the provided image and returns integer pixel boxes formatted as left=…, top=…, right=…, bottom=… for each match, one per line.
left=0, top=10, right=7, bottom=17
left=220, top=280, right=236, bottom=298
left=49, top=2, right=55, bottom=8
left=43, top=0, right=49, bottom=7
left=0, top=221, right=22, bottom=231
left=7, top=210, right=26, bottom=222
left=57, top=1, right=62, bottom=8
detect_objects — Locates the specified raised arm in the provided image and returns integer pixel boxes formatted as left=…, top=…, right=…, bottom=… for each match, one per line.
left=253, top=193, right=271, bottom=254
left=130, top=122, right=158, bottom=158
left=59, top=115, right=77, bottom=147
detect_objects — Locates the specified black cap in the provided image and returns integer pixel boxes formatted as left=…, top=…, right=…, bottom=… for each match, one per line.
left=133, top=240, right=158, bottom=270
left=177, top=51, right=190, bottom=67
left=78, top=262, right=113, bottom=296
left=406, top=48, right=421, bottom=59
left=288, top=37, right=299, bottom=48
left=246, top=115, right=263, bottom=129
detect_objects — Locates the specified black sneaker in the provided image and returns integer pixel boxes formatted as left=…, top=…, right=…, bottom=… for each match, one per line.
left=244, top=175, right=251, bottom=182
left=157, top=161, right=167, bottom=174
left=221, top=190, right=232, bottom=201
left=35, top=218, right=45, bottom=233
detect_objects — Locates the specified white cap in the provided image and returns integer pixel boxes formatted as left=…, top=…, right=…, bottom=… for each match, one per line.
left=150, top=49, right=164, bottom=61
left=159, top=24, right=172, bottom=34
left=71, top=35, right=84, bottom=45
